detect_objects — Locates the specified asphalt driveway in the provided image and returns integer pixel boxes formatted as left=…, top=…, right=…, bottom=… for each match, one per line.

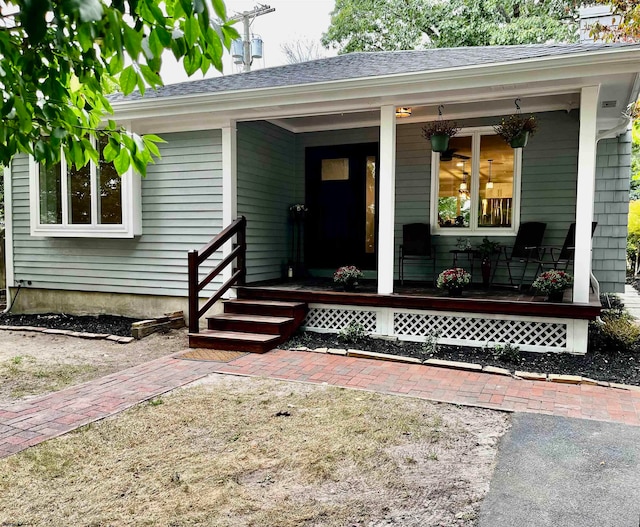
left=480, top=413, right=640, bottom=526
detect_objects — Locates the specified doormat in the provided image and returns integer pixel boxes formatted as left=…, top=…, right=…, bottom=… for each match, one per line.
left=179, top=349, right=249, bottom=362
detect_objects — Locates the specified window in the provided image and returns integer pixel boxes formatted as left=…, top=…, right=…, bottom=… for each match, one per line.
left=431, top=126, right=521, bottom=235
left=30, top=136, right=141, bottom=238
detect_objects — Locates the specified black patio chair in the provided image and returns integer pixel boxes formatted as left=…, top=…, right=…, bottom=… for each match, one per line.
left=491, top=221, right=547, bottom=289
left=399, top=223, right=436, bottom=285
left=547, top=222, right=598, bottom=271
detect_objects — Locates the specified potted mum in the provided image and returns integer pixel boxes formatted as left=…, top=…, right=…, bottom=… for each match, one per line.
left=333, top=265, right=364, bottom=291
left=436, top=267, right=471, bottom=297
left=494, top=114, right=537, bottom=148
left=532, top=269, right=573, bottom=302
left=422, top=120, right=460, bottom=153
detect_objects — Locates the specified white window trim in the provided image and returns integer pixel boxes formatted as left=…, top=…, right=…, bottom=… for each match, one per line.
left=430, top=125, right=522, bottom=237
left=29, top=146, right=142, bottom=238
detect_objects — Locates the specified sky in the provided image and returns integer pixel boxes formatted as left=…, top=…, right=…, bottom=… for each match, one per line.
left=162, top=0, right=337, bottom=84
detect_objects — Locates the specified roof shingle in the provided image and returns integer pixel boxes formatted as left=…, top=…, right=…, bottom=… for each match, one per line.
left=113, top=43, right=639, bottom=102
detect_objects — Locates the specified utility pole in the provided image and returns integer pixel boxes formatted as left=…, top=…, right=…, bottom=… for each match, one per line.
left=229, top=4, right=275, bottom=72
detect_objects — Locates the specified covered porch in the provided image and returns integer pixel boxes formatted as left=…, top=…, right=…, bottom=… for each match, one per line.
left=193, top=48, right=639, bottom=355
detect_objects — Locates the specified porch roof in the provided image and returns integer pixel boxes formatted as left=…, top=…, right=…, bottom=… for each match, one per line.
left=114, top=43, right=638, bottom=102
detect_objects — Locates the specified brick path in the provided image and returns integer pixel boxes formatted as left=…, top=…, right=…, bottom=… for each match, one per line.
left=215, top=350, right=640, bottom=426
left=2, top=349, right=640, bottom=459
left=0, top=355, right=220, bottom=458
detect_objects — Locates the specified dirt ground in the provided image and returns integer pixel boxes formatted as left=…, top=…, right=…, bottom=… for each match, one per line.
left=0, top=327, right=189, bottom=404
left=0, top=375, right=509, bottom=526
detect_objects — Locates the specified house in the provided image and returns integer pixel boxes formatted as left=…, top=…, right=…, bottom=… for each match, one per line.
left=3, top=43, right=640, bottom=354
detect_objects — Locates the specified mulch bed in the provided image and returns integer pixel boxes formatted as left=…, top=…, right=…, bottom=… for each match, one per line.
left=0, top=313, right=139, bottom=337
left=283, top=330, right=640, bottom=387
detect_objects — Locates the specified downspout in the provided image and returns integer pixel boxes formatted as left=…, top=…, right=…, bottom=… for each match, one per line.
left=2, top=164, right=14, bottom=314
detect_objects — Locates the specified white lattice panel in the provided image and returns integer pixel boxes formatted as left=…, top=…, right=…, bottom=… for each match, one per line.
left=393, top=312, right=567, bottom=349
left=304, top=308, right=377, bottom=333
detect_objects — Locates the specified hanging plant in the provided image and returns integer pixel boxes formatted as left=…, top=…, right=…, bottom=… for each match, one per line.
left=421, top=105, right=460, bottom=153
left=494, top=99, right=538, bottom=148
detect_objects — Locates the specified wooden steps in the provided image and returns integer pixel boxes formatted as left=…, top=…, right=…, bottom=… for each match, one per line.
left=188, top=299, right=307, bottom=353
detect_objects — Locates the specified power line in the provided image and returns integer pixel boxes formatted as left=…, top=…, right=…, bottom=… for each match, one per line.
left=229, top=4, right=275, bottom=72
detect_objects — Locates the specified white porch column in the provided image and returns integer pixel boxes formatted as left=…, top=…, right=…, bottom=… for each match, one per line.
left=221, top=121, right=238, bottom=296
left=573, top=86, right=600, bottom=304
left=377, top=105, right=397, bottom=295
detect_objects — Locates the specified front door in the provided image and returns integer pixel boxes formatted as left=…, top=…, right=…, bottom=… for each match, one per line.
left=305, top=143, right=379, bottom=270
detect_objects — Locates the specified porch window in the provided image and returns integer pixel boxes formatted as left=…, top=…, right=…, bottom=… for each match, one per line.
left=29, top=136, right=141, bottom=238
left=431, top=127, right=521, bottom=235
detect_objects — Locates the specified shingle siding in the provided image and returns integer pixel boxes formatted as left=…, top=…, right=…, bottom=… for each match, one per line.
left=592, top=132, right=631, bottom=293
left=11, top=130, right=223, bottom=297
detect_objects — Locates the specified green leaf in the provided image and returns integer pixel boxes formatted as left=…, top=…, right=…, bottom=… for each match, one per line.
left=103, top=141, right=118, bottom=162
left=114, top=148, right=131, bottom=175
left=148, top=29, right=164, bottom=58
left=184, top=48, right=202, bottom=76
left=155, top=26, right=172, bottom=47
left=123, top=24, right=143, bottom=59
left=119, top=65, right=138, bottom=95
left=212, top=0, right=227, bottom=20
left=139, top=65, right=163, bottom=88
left=184, top=16, right=200, bottom=47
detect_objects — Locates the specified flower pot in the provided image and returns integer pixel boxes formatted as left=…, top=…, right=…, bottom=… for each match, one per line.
left=546, top=290, right=564, bottom=302
left=430, top=133, right=450, bottom=153
left=447, top=286, right=463, bottom=298
left=509, top=131, right=530, bottom=149
left=481, top=257, right=492, bottom=287
left=342, top=281, right=357, bottom=292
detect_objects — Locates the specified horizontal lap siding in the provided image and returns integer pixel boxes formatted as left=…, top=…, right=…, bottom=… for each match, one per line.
left=296, top=112, right=584, bottom=284
left=237, top=121, right=297, bottom=283
left=11, top=130, right=223, bottom=297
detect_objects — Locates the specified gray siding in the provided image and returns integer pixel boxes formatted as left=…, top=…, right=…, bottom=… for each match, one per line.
left=237, top=121, right=297, bottom=283
left=593, top=132, right=631, bottom=293
left=11, top=130, right=223, bottom=297
left=294, top=111, right=585, bottom=283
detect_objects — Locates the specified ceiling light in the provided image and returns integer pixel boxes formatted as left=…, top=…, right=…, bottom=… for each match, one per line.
left=486, top=159, right=494, bottom=190
left=395, top=107, right=412, bottom=118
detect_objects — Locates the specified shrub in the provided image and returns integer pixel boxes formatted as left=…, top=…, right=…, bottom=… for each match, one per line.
left=589, top=314, right=640, bottom=355
left=492, top=343, right=521, bottom=364
left=421, top=330, right=441, bottom=362
left=338, top=321, right=367, bottom=344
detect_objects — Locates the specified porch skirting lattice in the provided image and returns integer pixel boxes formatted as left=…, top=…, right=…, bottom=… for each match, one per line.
left=303, top=303, right=586, bottom=353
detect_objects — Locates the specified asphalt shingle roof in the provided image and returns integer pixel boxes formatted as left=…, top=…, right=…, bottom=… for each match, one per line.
left=114, top=43, right=639, bottom=102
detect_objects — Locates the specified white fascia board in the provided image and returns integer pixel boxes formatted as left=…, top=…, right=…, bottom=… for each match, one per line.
left=111, top=47, right=640, bottom=122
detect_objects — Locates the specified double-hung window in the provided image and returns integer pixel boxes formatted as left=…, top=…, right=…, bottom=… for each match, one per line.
left=430, top=126, right=521, bottom=236
left=29, top=135, right=141, bottom=238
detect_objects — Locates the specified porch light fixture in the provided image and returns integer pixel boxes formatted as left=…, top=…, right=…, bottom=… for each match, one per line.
left=486, top=159, right=494, bottom=190
left=396, top=107, right=412, bottom=118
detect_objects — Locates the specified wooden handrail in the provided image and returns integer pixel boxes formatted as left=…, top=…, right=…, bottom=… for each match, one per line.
left=188, top=216, right=247, bottom=333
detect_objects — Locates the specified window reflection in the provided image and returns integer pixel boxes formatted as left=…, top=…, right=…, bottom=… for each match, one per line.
left=478, top=135, right=514, bottom=228
left=437, top=136, right=472, bottom=228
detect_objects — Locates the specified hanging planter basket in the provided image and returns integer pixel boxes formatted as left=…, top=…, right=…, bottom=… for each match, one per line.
left=494, top=99, right=538, bottom=150
left=422, top=105, right=460, bottom=154
left=509, top=130, right=530, bottom=149
left=430, top=133, right=451, bottom=153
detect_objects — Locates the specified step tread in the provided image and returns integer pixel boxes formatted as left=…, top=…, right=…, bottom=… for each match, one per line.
left=225, top=299, right=306, bottom=309
left=208, top=313, right=293, bottom=324
left=190, top=330, right=280, bottom=343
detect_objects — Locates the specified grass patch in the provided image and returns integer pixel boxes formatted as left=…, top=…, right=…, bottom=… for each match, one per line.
left=0, top=378, right=507, bottom=526
left=0, top=356, right=98, bottom=398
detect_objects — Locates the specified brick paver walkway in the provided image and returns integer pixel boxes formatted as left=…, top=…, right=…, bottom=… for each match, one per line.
left=0, top=355, right=220, bottom=458
left=2, top=348, right=640, bottom=459
left=215, top=350, right=640, bottom=426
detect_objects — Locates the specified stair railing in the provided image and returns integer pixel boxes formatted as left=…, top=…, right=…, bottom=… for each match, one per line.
left=188, top=216, right=247, bottom=333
